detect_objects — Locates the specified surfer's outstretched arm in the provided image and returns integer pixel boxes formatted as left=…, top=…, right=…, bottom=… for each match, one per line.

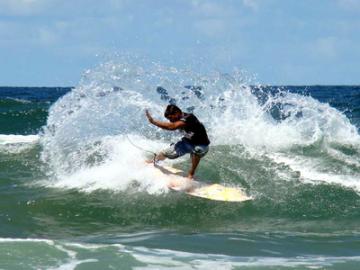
left=145, top=110, right=185, bottom=130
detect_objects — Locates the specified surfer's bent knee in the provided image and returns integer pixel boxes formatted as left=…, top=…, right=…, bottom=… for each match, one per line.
left=191, top=145, right=209, bottom=158
left=161, top=140, right=188, bottom=159
left=160, top=149, right=180, bottom=159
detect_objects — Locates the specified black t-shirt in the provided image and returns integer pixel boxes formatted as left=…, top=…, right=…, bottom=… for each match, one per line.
left=180, top=113, right=210, bottom=146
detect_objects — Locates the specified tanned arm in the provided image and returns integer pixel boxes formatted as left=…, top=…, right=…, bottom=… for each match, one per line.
left=145, top=109, right=186, bottom=130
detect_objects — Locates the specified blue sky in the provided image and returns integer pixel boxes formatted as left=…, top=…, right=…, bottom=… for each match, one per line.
left=0, top=0, right=359, bottom=86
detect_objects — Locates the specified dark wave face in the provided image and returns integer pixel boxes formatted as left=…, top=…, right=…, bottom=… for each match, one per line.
left=0, top=63, right=359, bottom=269
left=0, top=87, right=70, bottom=134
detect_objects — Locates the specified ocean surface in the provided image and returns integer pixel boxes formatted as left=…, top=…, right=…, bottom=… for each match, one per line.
left=1, top=62, right=360, bottom=269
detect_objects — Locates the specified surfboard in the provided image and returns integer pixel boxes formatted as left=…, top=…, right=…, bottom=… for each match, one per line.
left=151, top=164, right=252, bottom=202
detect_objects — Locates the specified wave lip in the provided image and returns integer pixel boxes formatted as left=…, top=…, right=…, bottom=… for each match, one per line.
left=0, top=134, right=39, bottom=154
left=0, top=134, right=39, bottom=145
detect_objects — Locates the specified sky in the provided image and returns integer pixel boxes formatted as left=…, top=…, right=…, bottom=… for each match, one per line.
left=0, top=0, right=359, bottom=86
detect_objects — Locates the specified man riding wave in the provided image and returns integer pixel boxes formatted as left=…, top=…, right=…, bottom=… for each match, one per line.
left=145, top=105, right=210, bottom=179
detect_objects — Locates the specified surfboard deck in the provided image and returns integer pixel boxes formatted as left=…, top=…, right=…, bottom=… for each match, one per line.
left=150, top=164, right=252, bottom=202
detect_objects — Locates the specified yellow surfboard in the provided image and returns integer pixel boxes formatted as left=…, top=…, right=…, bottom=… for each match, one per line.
left=151, top=164, right=252, bottom=202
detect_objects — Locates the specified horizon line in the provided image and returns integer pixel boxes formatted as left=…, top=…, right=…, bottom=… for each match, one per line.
left=0, top=85, right=359, bottom=88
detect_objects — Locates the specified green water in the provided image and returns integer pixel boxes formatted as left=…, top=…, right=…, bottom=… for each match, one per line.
left=1, top=143, right=360, bottom=269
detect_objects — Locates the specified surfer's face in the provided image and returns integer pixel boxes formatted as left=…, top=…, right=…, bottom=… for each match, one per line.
left=166, top=112, right=182, bottom=122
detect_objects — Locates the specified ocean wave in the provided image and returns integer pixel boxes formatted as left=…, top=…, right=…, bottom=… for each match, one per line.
left=38, top=60, right=360, bottom=200
left=0, top=97, right=33, bottom=104
left=0, top=236, right=359, bottom=270
left=0, top=134, right=39, bottom=154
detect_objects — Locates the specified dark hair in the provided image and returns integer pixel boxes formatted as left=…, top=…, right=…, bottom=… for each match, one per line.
left=164, top=104, right=182, bottom=118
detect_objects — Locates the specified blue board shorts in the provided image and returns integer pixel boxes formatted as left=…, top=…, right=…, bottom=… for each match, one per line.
left=161, top=138, right=209, bottom=159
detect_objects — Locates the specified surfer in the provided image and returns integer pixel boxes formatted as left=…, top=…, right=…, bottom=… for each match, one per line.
left=145, top=105, right=210, bottom=179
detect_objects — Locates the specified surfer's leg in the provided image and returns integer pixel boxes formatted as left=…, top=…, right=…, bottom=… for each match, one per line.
left=188, top=145, right=209, bottom=178
left=188, top=154, right=201, bottom=179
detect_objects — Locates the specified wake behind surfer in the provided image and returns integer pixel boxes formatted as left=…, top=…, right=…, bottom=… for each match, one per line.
left=145, top=104, right=210, bottom=179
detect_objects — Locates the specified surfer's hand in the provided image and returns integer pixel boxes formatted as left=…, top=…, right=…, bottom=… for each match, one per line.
left=145, top=109, right=154, bottom=124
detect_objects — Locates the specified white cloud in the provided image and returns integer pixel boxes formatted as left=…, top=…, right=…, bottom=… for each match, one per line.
left=37, top=26, right=59, bottom=45
left=0, top=0, right=130, bottom=50
left=194, top=18, right=226, bottom=37
left=190, top=0, right=234, bottom=18
left=337, top=0, right=360, bottom=11
left=0, top=0, right=54, bottom=15
left=310, top=37, right=338, bottom=59
left=0, top=0, right=126, bottom=16
left=0, top=20, right=35, bottom=44
left=0, top=20, right=60, bottom=47
left=242, top=0, right=259, bottom=11
left=189, top=1, right=235, bottom=37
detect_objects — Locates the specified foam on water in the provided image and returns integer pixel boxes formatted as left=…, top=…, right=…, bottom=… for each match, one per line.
left=39, top=59, right=360, bottom=194
left=270, top=152, right=360, bottom=192
left=0, top=134, right=39, bottom=154
left=0, top=134, right=39, bottom=145
left=41, top=135, right=177, bottom=193
left=1, top=237, right=359, bottom=269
